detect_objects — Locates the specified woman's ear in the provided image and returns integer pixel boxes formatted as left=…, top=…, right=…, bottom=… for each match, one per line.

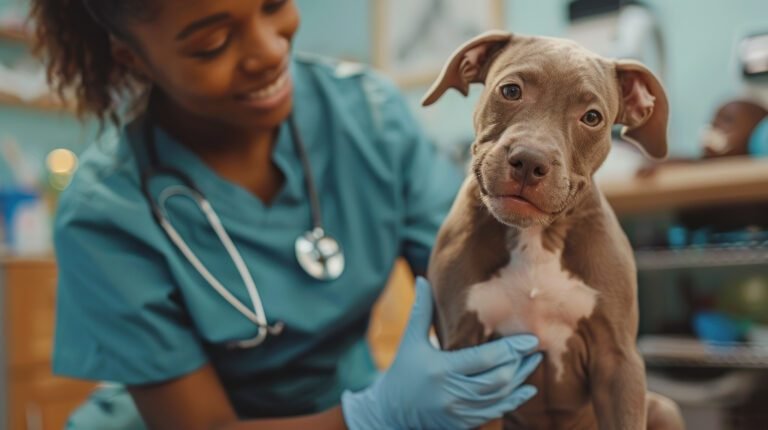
left=110, top=36, right=151, bottom=80
left=614, top=60, right=669, bottom=159
left=422, top=30, right=512, bottom=107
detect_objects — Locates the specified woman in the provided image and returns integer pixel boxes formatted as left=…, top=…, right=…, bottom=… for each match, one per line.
left=34, top=0, right=542, bottom=428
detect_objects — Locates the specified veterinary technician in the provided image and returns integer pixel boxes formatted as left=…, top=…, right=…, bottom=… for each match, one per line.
left=35, top=0, right=543, bottom=428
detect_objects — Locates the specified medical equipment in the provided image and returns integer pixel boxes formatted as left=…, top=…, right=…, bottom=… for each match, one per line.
left=134, top=113, right=345, bottom=348
left=740, top=32, right=768, bottom=77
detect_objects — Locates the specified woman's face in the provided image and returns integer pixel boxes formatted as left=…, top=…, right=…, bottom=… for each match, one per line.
left=121, top=0, right=300, bottom=130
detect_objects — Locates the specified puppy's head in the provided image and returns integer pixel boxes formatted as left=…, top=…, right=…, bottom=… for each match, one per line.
left=423, top=31, right=668, bottom=228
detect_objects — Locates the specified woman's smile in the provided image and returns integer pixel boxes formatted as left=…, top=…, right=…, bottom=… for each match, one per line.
left=234, top=67, right=293, bottom=111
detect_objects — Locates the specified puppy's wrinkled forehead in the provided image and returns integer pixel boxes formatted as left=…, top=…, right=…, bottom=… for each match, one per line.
left=491, top=37, right=612, bottom=88
left=478, top=36, right=618, bottom=124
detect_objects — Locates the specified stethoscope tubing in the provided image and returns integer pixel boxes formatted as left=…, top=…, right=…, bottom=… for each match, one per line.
left=134, top=113, right=328, bottom=348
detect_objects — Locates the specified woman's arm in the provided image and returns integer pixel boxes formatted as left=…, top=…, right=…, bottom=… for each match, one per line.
left=129, top=280, right=541, bottom=430
left=128, top=364, right=347, bottom=430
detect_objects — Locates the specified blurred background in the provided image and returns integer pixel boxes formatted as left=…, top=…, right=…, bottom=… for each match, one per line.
left=1, top=0, right=768, bottom=429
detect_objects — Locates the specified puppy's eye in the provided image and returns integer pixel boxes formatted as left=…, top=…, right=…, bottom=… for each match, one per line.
left=581, top=110, right=602, bottom=127
left=500, top=84, right=522, bottom=101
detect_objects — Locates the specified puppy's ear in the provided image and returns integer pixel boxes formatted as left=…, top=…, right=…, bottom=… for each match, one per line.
left=422, top=30, right=512, bottom=107
left=614, top=60, right=669, bottom=159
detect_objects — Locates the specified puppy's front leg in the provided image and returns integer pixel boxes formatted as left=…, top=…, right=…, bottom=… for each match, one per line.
left=590, top=340, right=647, bottom=430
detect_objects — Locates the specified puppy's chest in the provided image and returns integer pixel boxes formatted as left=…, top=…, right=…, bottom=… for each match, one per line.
left=465, top=231, right=599, bottom=378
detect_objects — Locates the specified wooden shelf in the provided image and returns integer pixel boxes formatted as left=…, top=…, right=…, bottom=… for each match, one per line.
left=0, top=27, right=34, bottom=45
left=0, top=89, right=74, bottom=113
left=600, top=157, right=768, bottom=215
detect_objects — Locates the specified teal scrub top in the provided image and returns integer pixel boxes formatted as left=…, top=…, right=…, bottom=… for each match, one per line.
left=53, top=53, right=462, bottom=423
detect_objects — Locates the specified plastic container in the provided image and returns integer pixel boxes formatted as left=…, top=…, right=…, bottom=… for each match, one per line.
left=693, top=311, right=750, bottom=343
left=0, top=188, right=52, bottom=255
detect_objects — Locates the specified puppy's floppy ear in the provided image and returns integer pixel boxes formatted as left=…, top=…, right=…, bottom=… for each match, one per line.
left=422, top=30, right=512, bottom=107
left=615, top=60, right=669, bottom=159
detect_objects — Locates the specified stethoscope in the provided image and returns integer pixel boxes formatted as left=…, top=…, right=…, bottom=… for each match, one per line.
left=135, top=113, right=345, bottom=349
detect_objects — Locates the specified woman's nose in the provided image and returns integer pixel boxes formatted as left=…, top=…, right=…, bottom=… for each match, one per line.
left=240, top=24, right=289, bottom=75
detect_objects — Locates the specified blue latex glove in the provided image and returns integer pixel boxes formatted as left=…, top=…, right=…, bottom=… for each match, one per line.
left=342, top=277, right=542, bottom=430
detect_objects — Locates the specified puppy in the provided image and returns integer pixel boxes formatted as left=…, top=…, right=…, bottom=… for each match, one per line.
left=425, top=31, right=685, bottom=430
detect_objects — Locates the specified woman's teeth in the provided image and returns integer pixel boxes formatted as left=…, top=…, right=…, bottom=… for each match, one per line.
left=242, top=73, right=288, bottom=100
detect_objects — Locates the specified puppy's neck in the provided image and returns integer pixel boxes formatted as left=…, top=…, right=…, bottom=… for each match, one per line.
left=502, top=180, right=603, bottom=254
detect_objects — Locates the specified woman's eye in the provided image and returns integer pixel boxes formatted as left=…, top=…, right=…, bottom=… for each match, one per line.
left=500, top=83, right=522, bottom=101
left=264, top=0, right=289, bottom=13
left=190, top=35, right=231, bottom=59
left=581, top=110, right=603, bottom=127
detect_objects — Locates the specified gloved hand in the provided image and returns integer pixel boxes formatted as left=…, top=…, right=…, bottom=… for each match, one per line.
left=341, top=277, right=542, bottom=430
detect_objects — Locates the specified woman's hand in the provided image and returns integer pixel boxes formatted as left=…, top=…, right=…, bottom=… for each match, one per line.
left=341, top=278, right=542, bottom=430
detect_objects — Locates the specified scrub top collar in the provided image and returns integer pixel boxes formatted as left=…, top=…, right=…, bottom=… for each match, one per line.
left=127, top=57, right=319, bottom=219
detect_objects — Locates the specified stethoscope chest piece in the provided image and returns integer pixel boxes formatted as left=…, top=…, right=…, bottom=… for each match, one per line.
left=295, top=227, right=345, bottom=281
left=136, top=111, right=345, bottom=348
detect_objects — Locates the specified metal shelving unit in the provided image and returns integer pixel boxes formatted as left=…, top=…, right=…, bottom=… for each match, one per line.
left=639, top=336, right=768, bottom=369
left=613, top=160, right=768, bottom=429
left=635, top=243, right=768, bottom=271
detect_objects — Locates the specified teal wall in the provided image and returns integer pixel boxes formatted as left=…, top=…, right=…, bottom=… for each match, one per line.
left=294, top=0, right=372, bottom=63
left=294, top=0, right=768, bottom=157
left=499, top=0, right=768, bottom=156
left=641, top=0, right=768, bottom=156
left=0, top=0, right=97, bottom=188
left=505, top=0, right=567, bottom=37
left=0, top=106, right=93, bottom=186
left=2, top=0, right=768, bottom=187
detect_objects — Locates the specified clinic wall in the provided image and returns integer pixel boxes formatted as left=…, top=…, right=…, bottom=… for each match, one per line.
left=294, top=0, right=372, bottom=64
left=0, top=0, right=98, bottom=187
left=4, top=0, right=768, bottom=182
left=294, top=0, right=768, bottom=157
left=0, top=106, right=93, bottom=186
left=500, top=0, right=768, bottom=156
left=506, top=0, right=768, bottom=156
left=640, top=0, right=768, bottom=156
left=501, top=0, right=768, bottom=157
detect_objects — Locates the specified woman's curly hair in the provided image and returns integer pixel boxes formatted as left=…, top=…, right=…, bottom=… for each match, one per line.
left=30, top=0, right=158, bottom=125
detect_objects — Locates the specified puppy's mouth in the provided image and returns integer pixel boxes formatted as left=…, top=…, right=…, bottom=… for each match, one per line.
left=488, top=192, right=547, bottom=217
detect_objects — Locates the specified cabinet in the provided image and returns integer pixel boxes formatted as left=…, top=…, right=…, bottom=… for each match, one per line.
left=1, top=259, right=95, bottom=430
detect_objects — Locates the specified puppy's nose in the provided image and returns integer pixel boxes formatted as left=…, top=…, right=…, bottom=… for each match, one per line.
left=507, top=147, right=551, bottom=185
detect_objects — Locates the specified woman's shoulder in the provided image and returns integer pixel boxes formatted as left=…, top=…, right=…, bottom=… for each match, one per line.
left=293, top=53, right=392, bottom=87
left=56, top=125, right=145, bottom=227
left=293, top=53, right=406, bottom=113
left=292, top=53, right=420, bottom=150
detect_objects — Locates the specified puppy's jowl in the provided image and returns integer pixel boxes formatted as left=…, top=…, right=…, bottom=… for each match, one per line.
left=425, top=31, right=685, bottom=430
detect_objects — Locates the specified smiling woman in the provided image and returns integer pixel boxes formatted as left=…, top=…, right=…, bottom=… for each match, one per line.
left=28, top=0, right=543, bottom=429
left=112, top=0, right=299, bottom=141
left=36, top=0, right=299, bottom=136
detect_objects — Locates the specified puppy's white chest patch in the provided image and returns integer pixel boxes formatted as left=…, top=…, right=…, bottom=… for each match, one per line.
left=465, top=229, right=598, bottom=380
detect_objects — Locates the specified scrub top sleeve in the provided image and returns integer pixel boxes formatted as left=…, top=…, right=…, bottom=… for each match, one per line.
left=53, top=195, right=208, bottom=385
left=373, top=77, right=463, bottom=274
